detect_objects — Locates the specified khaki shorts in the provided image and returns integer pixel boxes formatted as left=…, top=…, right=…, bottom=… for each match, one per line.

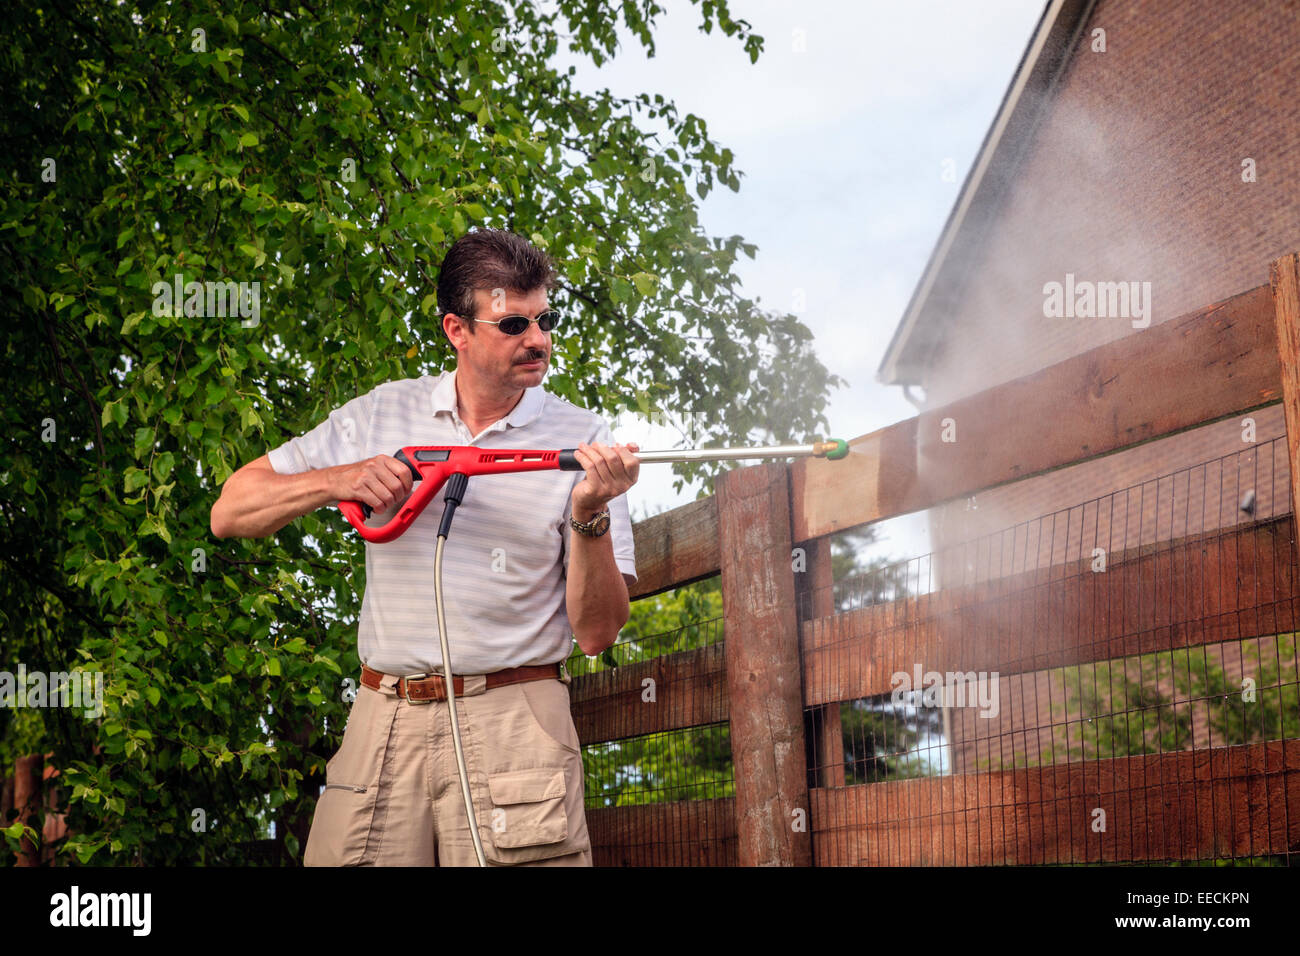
left=304, top=671, right=592, bottom=867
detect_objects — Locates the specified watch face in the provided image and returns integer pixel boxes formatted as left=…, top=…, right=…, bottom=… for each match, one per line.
left=593, top=512, right=611, bottom=535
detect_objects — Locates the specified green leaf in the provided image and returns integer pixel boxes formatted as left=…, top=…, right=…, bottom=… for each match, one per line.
left=312, top=654, right=342, bottom=675
left=121, top=311, right=147, bottom=335
left=123, top=468, right=148, bottom=493
left=152, top=451, right=176, bottom=481
left=239, top=132, right=258, bottom=147
left=610, top=276, right=633, bottom=304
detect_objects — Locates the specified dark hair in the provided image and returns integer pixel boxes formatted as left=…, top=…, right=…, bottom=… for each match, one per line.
left=435, top=229, right=557, bottom=345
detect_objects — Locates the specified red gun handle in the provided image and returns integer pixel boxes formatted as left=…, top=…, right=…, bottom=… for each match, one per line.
left=338, top=450, right=445, bottom=544
left=337, top=445, right=582, bottom=542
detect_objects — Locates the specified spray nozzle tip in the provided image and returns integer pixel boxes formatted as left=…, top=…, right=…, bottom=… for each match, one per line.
left=818, top=438, right=849, bottom=460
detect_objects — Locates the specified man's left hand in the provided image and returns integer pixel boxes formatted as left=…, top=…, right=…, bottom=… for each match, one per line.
left=572, top=441, right=640, bottom=519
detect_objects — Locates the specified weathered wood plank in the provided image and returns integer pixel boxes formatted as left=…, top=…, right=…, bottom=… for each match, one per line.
left=792, top=283, right=1283, bottom=541
left=570, top=643, right=728, bottom=744
left=628, top=496, right=719, bottom=600
left=1271, top=253, right=1300, bottom=531
left=588, top=798, right=737, bottom=866
left=811, top=739, right=1300, bottom=865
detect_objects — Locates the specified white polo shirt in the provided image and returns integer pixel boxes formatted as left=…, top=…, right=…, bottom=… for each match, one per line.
left=266, top=369, right=636, bottom=675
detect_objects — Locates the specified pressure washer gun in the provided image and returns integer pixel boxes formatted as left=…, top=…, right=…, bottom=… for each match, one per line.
left=338, top=438, right=851, bottom=542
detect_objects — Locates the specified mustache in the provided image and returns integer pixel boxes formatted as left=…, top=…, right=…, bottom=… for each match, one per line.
left=517, top=350, right=548, bottom=363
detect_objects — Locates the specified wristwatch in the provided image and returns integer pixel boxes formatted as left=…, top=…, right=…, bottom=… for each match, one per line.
left=570, top=508, right=611, bottom=538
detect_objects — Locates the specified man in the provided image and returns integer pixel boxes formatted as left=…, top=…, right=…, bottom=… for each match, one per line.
left=209, top=229, right=639, bottom=866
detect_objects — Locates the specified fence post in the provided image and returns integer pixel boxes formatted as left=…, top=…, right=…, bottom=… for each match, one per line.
left=1271, top=252, right=1300, bottom=531
left=13, top=754, right=43, bottom=867
left=1, top=769, right=13, bottom=863
left=717, top=463, right=812, bottom=866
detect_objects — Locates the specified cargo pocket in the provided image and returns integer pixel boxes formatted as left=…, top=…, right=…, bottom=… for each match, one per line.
left=482, top=766, right=581, bottom=865
left=519, top=678, right=581, bottom=755
left=303, top=688, right=389, bottom=867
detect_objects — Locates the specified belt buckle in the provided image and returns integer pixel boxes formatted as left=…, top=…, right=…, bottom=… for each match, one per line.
left=401, top=672, right=438, bottom=704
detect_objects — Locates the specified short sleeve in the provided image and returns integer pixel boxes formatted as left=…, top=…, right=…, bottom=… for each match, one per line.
left=561, top=419, right=637, bottom=582
left=266, top=389, right=376, bottom=476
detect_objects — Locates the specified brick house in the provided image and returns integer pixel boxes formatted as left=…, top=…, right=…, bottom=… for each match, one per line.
left=874, top=0, right=1299, bottom=774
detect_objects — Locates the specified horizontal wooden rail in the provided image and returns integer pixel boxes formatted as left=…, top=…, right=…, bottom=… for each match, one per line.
left=570, top=643, right=728, bottom=744
left=811, top=738, right=1300, bottom=865
left=791, top=283, right=1283, bottom=541
left=802, top=515, right=1298, bottom=705
left=588, top=797, right=737, bottom=866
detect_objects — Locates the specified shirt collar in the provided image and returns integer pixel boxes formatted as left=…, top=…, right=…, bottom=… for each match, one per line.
left=429, top=368, right=545, bottom=430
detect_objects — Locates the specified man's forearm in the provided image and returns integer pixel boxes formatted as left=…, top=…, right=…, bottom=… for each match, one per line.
left=211, top=463, right=337, bottom=539
left=565, top=514, right=630, bottom=656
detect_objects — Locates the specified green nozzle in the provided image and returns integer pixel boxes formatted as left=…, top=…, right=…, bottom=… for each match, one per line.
left=824, top=438, right=849, bottom=460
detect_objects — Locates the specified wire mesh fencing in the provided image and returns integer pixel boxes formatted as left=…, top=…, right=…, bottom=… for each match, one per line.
left=567, top=608, right=737, bottom=865
left=802, top=434, right=1300, bottom=865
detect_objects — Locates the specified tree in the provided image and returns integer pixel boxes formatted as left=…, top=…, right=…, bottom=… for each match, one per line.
left=0, top=0, right=841, bottom=864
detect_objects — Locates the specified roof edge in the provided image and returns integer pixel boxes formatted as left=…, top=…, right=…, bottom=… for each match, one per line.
left=877, top=0, right=1098, bottom=387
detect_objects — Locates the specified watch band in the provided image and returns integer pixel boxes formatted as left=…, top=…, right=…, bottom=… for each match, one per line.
left=570, top=508, right=611, bottom=537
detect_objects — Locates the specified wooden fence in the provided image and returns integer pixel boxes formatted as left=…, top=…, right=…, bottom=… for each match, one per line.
left=575, top=252, right=1300, bottom=866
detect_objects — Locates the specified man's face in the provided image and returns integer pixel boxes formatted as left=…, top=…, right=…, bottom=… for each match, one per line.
left=446, top=286, right=552, bottom=394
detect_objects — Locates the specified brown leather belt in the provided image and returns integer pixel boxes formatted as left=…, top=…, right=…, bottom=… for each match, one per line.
left=361, top=662, right=562, bottom=703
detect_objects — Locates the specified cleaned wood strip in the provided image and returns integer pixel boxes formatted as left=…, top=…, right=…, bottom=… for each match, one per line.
left=810, top=739, right=1300, bottom=865
left=802, top=516, right=1298, bottom=705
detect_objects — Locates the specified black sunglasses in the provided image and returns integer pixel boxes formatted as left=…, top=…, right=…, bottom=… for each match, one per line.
left=470, top=309, right=562, bottom=336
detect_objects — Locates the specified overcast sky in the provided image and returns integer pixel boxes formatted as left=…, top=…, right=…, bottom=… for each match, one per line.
left=558, top=0, right=1046, bottom=556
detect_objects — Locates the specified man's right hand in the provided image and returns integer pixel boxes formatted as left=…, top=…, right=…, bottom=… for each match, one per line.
left=328, top=455, right=415, bottom=515
left=211, top=453, right=418, bottom=540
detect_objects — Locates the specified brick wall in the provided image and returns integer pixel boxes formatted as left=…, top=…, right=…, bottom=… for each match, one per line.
left=922, top=0, right=1300, bottom=406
